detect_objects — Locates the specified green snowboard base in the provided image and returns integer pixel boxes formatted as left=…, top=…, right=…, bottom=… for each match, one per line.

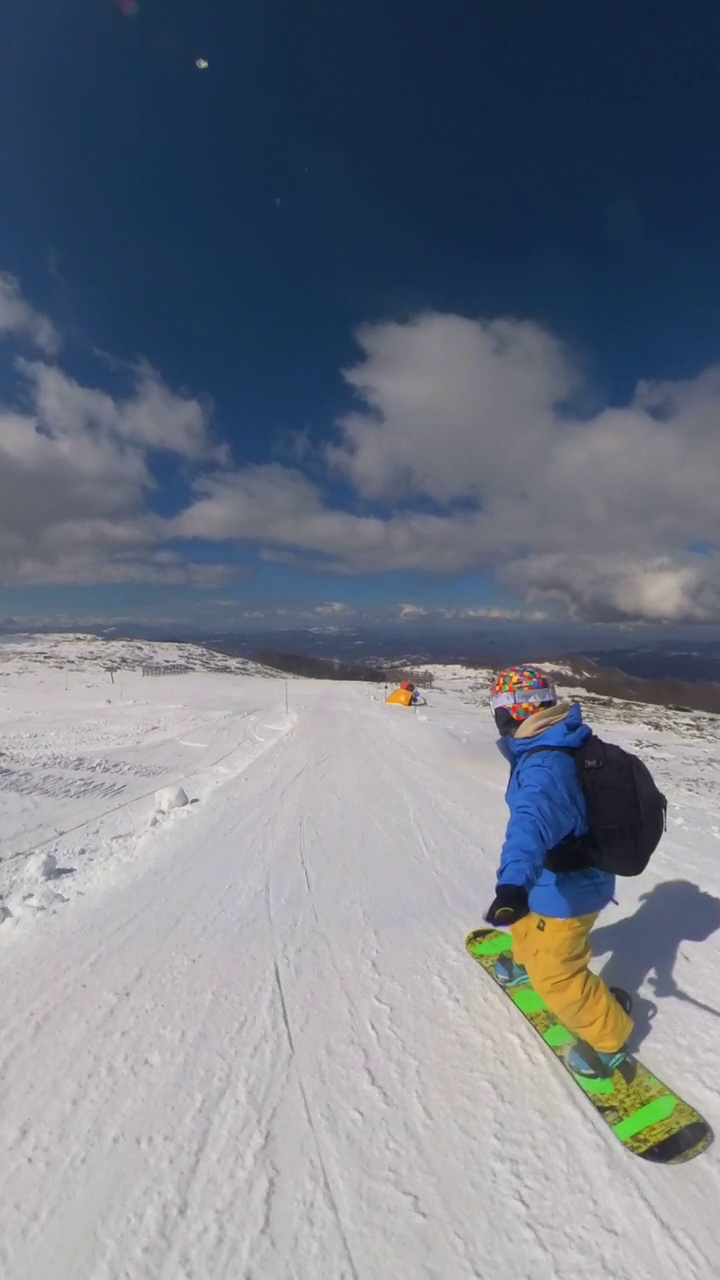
left=466, top=927, right=713, bottom=1164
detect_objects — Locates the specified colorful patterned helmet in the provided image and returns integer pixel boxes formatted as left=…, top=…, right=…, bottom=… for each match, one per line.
left=490, top=664, right=557, bottom=727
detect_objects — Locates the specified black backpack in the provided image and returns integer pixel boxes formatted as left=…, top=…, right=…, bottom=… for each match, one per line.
left=526, top=734, right=668, bottom=877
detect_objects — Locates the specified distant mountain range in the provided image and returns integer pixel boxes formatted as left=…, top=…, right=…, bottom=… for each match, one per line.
left=0, top=628, right=719, bottom=717
left=539, top=654, right=720, bottom=716
left=580, top=643, right=720, bottom=685
left=1, top=621, right=719, bottom=691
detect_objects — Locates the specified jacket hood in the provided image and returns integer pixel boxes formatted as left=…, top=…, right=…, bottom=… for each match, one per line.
left=514, top=701, right=574, bottom=739
left=498, top=702, right=590, bottom=762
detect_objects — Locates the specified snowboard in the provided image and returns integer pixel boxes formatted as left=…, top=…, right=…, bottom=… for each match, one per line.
left=466, top=927, right=713, bottom=1164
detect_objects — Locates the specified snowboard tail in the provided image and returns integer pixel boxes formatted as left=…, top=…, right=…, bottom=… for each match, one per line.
left=466, top=927, right=712, bottom=1164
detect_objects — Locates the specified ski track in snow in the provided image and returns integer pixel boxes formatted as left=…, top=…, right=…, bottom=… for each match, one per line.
left=0, top=661, right=719, bottom=1277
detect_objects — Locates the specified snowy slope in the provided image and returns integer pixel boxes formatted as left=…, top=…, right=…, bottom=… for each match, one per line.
left=0, top=631, right=282, bottom=676
left=1, top=650, right=720, bottom=1279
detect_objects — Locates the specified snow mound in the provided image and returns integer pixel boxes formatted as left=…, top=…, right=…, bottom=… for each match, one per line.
left=25, top=851, right=61, bottom=883
left=3, top=884, right=69, bottom=925
left=153, top=785, right=190, bottom=817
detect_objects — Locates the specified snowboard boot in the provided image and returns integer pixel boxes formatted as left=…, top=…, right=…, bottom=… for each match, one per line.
left=564, top=989, right=633, bottom=1080
left=564, top=1041, right=628, bottom=1079
left=494, top=955, right=530, bottom=989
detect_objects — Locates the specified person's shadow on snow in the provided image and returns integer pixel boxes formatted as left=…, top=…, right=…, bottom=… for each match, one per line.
left=592, top=880, right=720, bottom=1049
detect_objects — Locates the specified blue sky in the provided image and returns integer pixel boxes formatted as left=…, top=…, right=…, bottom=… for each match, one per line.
left=1, top=0, right=720, bottom=631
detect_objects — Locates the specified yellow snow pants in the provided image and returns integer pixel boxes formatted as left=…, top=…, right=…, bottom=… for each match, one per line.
left=510, top=912, right=633, bottom=1052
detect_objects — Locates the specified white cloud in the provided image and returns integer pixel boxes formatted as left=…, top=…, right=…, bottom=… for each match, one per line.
left=507, top=553, right=720, bottom=624
left=174, top=306, right=720, bottom=620
left=18, top=359, right=219, bottom=460
left=0, top=273, right=61, bottom=355
left=3, top=265, right=720, bottom=624
left=7, top=550, right=234, bottom=589
left=0, top=289, right=220, bottom=587
left=396, top=603, right=551, bottom=622
left=176, top=466, right=507, bottom=574
left=327, top=313, right=577, bottom=502
left=314, top=602, right=356, bottom=616
left=446, top=605, right=551, bottom=621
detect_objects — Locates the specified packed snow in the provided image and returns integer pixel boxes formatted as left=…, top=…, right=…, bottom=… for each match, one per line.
left=1, top=640, right=720, bottom=1279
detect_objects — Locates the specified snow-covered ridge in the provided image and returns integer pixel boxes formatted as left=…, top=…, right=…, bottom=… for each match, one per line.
left=419, top=661, right=720, bottom=741
left=415, top=662, right=494, bottom=686
left=0, top=632, right=282, bottom=677
left=533, top=658, right=583, bottom=679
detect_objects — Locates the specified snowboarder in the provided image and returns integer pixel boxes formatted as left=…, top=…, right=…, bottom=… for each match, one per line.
left=484, top=664, right=634, bottom=1079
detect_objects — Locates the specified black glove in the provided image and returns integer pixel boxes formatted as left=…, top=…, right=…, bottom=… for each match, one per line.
left=485, top=885, right=529, bottom=927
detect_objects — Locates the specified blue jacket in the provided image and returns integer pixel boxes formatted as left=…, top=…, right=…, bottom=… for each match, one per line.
left=496, top=705, right=616, bottom=920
